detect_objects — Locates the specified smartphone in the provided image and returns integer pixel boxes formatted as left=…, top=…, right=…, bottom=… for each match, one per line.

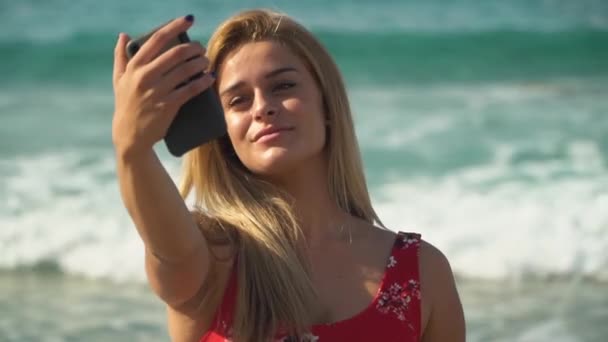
left=125, top=24, right=226, bottom=157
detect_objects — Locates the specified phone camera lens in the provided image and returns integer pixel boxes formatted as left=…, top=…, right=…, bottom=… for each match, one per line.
left=127, top=43, right=140, bottom=56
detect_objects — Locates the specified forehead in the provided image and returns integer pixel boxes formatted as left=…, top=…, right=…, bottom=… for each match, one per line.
left=218, top=41, right=306, bottom=83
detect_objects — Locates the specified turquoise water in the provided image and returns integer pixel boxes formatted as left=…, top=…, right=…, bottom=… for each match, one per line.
left=1, top=0, right=607, bottom=341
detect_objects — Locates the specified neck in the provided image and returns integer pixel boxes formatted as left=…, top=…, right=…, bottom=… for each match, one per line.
left=269, top=156, right=353, bottom=249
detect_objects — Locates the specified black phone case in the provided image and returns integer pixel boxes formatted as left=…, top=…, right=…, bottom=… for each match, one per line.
left=125, top=27, right=226, bottom=157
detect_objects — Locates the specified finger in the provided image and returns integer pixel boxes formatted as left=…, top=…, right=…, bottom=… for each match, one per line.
left=146, top=41, right=205, bottom=77
left=167, top=72, right=216, bottom=108
left=130, top=15, right=195, bottom=67
left=156, top=55, right=209, bottom=94
left=113, top=33, right=130, bottom=86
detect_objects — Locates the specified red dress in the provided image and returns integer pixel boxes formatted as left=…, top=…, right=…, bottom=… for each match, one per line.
left=200, top=231, right=422, bottom=341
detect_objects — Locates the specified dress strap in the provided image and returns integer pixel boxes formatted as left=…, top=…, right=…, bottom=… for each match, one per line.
left=374, top=231, right=422, bottom=335
left=385, top=231, right=421, bottom=283
left=210, top=257, right=239, bottom=334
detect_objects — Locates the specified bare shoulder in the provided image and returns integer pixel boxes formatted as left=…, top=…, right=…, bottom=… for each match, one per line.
left=419, top=239, right=453, bottom=284
left=418, top=239, right=466, bottom=342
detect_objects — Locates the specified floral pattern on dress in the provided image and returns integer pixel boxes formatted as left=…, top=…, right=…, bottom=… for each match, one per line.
left=375, top=279, right=421, bottom=330
left=387, top=255, right=397, bottom=268
left=204, top=232, right=422, bottom=342
left=395, top=233, right=420, bottom=250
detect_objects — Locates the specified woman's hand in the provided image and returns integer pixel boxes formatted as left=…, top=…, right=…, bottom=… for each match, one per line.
left=111, top=15, right=215, bottom=157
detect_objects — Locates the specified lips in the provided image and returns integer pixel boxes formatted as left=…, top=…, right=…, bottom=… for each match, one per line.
left=253, top=126, right=294, bottom=142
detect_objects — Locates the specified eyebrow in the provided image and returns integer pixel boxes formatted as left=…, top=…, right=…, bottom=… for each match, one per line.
left=219, top=67, right=298, bottom=98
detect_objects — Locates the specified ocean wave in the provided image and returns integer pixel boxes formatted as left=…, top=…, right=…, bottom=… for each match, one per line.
left=1, top=29, right=607, bottom=85
left=1, top=0, right=607, bottom=44
left=0, top=148, right=606, bottom=283
left=375, top=143, right=608, bottom=282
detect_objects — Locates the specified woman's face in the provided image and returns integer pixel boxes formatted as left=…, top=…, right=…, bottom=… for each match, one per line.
left=217, top=40, right=327, bottom=177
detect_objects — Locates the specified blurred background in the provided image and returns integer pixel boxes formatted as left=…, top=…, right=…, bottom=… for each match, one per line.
left=1, top=0, right=607, bottom=341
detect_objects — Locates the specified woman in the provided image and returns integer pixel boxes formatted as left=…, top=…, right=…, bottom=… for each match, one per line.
left=112, top=9, right=465, bottom=342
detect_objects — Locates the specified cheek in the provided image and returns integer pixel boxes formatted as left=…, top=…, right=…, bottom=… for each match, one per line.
left=284, top=95, right=323, bottom=125
left=290, top=96, right=325, bottom=131
left=224, top=114, right=254, bottom=162
left=289, top=100, right=327, bottom=152
left=225, top=113, right=250, bottom=142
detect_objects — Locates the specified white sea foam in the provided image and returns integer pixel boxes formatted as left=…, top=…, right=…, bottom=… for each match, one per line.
left=375, top=141, right=608, bottom=282
left=0, top=152, right=159, bottom=283
left=1, top=144, right=606, bottom=283
left=1, top=77, right=606, bottom=284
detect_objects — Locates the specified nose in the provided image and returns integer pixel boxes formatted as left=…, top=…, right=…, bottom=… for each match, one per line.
left=251, top=91, right=278, bottom=120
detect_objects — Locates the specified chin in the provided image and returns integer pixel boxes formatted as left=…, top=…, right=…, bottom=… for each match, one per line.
left=250, top=149, right=297, bottom=176
left=246, top=147, right=314, bottom=177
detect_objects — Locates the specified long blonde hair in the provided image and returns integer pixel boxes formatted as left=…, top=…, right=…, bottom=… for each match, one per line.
left=179, top=9, right=383, bottom=341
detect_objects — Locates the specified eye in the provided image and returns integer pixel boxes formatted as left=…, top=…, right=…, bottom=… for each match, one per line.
left=273, top=81, right=296, bottom=92
left=228, top=96, right=248, bottom=108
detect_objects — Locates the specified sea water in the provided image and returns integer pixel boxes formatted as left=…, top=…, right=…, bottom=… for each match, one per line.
left=1, top=0, right=607, bottom=341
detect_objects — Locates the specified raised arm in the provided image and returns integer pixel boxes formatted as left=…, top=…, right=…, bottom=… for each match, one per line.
left=115, top=149, right=208, bottom=307
left=112, top=16, right=216, bottom=308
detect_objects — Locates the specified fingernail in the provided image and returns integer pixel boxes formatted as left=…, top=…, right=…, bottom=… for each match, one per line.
left=185, top=14, right=194, bottom=22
